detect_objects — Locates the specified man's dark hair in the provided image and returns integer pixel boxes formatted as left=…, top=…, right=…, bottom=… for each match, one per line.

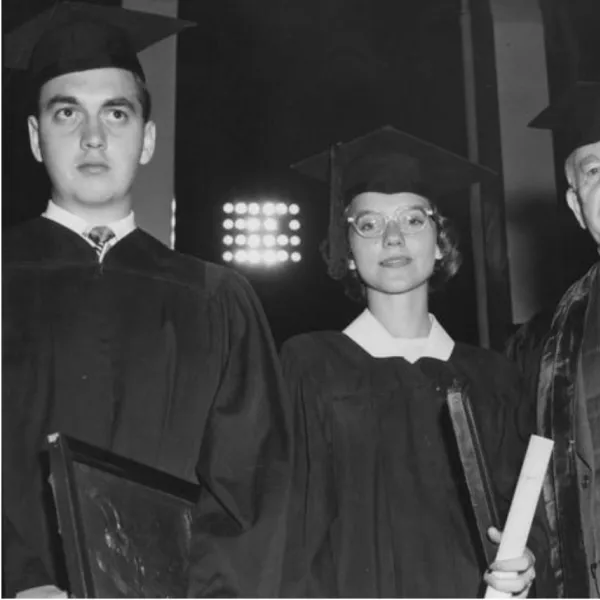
left=132, top=73, right=152, bottom=123
left=29, top=70, right=153, bottom=123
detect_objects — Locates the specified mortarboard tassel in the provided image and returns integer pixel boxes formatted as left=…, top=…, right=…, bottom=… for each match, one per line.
left=323, top=142, right=348, bottom=281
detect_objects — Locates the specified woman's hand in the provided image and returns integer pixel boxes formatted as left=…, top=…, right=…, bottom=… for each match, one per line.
left=16, top=585, right=67, bottom=598
left=483, top=526, right=535, bottom=598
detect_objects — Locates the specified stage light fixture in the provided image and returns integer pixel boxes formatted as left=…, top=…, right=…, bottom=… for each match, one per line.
left=221, top=200, right=303, bottom=267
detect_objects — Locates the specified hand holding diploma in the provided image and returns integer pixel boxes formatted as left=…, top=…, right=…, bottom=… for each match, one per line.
left=483, top=527, right=536, bottom=597
left=483, top=435, right=554, bottom=598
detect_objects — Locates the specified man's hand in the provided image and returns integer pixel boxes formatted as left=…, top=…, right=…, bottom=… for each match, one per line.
left=16, top=585, right=67, bottom=598
left=483, top=526, right=535, bottom=598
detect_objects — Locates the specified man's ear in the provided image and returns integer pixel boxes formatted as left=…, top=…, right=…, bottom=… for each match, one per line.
left=27, top=116, right=43, bottom=163
left=566, top=187, right=586, bottom=230
left=140, top=120, right=156, bottom=165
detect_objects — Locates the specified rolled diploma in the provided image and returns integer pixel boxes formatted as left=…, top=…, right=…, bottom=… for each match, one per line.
left=484, top=434, right=554, bottom=599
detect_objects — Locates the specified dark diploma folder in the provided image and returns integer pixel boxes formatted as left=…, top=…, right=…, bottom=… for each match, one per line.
left=446, top=381, right=500, bottom=567
left=46, top=433, right=200, bottom=598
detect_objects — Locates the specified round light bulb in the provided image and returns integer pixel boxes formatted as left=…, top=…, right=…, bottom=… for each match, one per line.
left=247, top=217, right=261, bottom=231
left=264, top=250, right=277, bottom=264
left=264, top=218, right=278, bottom=231
left=262, top=202, right=276, bottom=216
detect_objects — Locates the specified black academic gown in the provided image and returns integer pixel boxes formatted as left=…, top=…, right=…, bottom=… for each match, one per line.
left=2, top=217, right=291, bottom=598
left=280, top=332, right=555, bottom=598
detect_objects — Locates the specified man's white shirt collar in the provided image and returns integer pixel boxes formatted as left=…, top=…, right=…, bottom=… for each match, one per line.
left=42, top=200, right=136, bottom=247
left=343, top=308, right=455, bottom=363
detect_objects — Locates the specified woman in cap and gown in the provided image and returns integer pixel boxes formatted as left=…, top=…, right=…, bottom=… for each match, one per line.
left=280, top=126, right=555, bottom=598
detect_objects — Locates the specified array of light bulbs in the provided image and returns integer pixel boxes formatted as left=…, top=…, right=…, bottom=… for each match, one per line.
left=221, top=201, right=302, bottom=265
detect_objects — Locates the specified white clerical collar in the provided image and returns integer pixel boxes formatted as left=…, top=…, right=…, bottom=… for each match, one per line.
left=343, top=308, right=455, bottom=363
left=42, top=200, right=136, bottom=245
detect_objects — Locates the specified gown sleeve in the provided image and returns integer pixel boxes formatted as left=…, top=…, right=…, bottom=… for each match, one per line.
left=186, top=272, right=292, bottom=598
left=504, top=307, right=555, bottom=408
left=1, top=513, right=54, bottom=598
left=278, top=337, right=338, bottom=598
left=2, top=367, right=61, bottom=597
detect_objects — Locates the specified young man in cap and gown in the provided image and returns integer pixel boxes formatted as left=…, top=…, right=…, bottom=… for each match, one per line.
left=2, top=4, right=291, bottom=597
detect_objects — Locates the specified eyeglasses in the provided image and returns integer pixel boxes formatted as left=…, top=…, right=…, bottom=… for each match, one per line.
left=347, top=206, right=434, bottom=238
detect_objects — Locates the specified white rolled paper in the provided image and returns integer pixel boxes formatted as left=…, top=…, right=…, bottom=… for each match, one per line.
left=484, top=434, right=554, bottom=599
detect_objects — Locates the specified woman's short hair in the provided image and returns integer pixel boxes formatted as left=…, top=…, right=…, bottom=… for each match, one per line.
left=322, top=200, right=462, bottom=303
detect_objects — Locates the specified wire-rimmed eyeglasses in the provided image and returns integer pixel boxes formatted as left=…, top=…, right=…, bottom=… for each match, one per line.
left=347, top=206, right=434, bottom=238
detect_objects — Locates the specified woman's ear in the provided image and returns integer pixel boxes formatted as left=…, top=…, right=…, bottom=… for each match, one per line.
left=348, top=258, right=357, bottom=270
left=435, top=245, right=443, bottom=261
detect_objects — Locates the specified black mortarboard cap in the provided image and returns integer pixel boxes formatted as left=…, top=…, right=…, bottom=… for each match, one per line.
left=528, top=81, right=600, bottom=155
left=4, top=2, right=194, bottom=87
left=292, top=125, right=496, bottom=280
left=293, top=125, right=496, bottom=203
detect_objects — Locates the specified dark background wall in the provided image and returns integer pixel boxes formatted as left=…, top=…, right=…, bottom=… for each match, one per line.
left=4, top=0, right=600, bottom=349
left=174, top=0, right=483, bottom=347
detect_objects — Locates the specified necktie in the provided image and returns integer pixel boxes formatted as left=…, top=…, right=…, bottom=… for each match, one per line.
left=86, top=225, right=116, bottom=258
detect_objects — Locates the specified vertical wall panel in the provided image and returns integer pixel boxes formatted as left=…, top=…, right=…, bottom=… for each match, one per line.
left=122, top=0, right=179, bottom=247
